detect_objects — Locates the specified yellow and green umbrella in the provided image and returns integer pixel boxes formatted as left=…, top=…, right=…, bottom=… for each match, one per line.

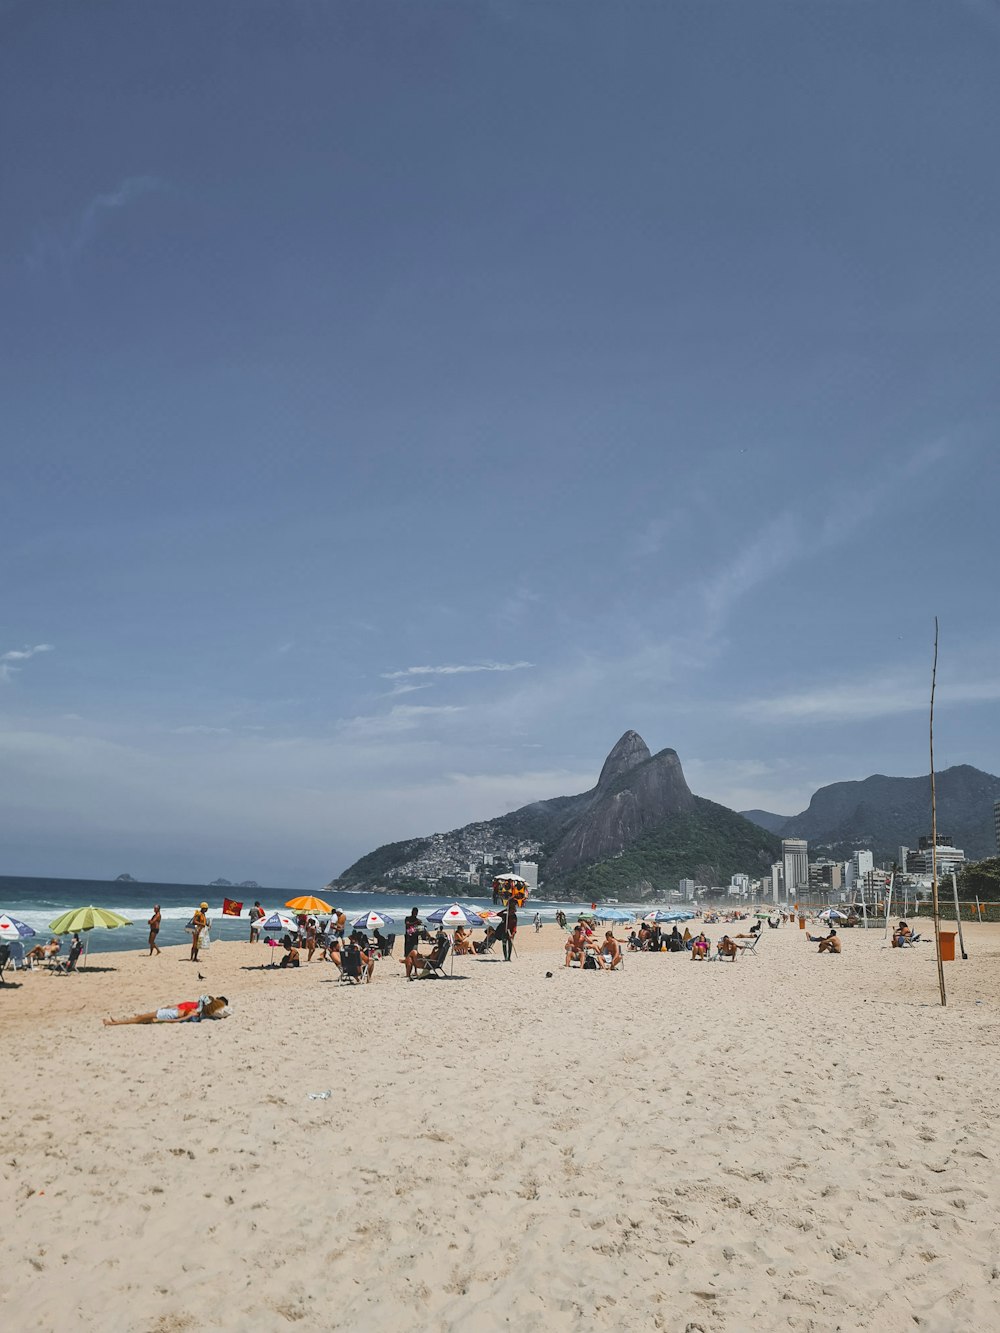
left=49, top=905, right=133, bottom=934
left=48, top=906, right=133, bottom=966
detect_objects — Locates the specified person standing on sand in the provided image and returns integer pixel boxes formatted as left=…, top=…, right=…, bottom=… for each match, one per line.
left=249, top=901, right=265, bottom=943
left=533, top=911, right=542, bottom=933
left=190, top=903, right=208, bottom=963
left=147, top=905, right=162, bottom=956
left=500, top=901, right=517, bottom=961
left=404, top=907, right=422, bottom=958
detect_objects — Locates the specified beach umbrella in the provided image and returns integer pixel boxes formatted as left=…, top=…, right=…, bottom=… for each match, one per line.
left=601, top=908, right=633, bottom=923
left=49, top=906, right=132, bottom=933
left=426, top=904, right=478, bottom=928
left=351, top=910, right=395, bottom=933
left=286, top=895, right=332, bottom=915
left=260, top=912, right=298, bottom=935
left=47, top=905, right=132, bottom=968
left=0, top=913, right=36, bottom=939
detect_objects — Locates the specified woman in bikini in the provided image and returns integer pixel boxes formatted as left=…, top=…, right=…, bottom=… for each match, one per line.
left=104, top=997, right=230, bottom=1025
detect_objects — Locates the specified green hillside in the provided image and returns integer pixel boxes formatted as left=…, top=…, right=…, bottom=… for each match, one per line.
left=541, top=797, right=781, bottom=899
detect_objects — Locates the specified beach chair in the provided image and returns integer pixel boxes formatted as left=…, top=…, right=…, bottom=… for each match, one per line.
left=410, top=936, right=451, bottom=980
left=737, top=933, right=762, bottom=957
left=0, top=943, right=9, bottom=984
left=338, top=942, right=365, bottom=985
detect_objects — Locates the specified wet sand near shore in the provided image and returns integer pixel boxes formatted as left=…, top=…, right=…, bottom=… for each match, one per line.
left=3, top=922, right=1000, bottom=1331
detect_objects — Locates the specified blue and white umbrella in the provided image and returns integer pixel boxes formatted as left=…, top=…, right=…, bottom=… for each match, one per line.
left=260, top=911, right=298, bottom=934
left=643, top=910, right=691, bottom=924
left=0, top=913, right=36, bottom=940
left=426, top=903, right=479, bottom=929
left=351, top=910, right=395, bottom=933
left=601, top=908, right=634, bottom=923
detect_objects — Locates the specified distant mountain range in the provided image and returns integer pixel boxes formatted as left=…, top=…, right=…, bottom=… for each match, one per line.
left=740, top=764, right=1000, bottom=862
left=336, top=731, right=781, bottom=900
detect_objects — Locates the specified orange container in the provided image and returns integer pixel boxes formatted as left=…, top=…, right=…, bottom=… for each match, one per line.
left=798, top=916, right=806, bottom=930
left=939, top=931, right=956, bottom=962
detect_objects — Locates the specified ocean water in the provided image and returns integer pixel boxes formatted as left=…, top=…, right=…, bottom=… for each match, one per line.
left=0, top=875, right=632, bottom=954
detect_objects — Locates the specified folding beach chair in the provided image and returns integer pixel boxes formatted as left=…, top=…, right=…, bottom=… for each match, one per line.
left=410, top=936, right=451, bottom=980
left=737, top=933, right=762, bottom=957
left=0, top=943, right=9, bottom=984
left=338, top=942, right=365, bottom=985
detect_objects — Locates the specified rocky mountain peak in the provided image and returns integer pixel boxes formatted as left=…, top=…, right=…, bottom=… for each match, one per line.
left=596, top=730, right=652, bottom=790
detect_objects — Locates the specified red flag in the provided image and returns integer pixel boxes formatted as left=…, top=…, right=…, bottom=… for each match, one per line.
left=222, top=898, right=243, bottom=917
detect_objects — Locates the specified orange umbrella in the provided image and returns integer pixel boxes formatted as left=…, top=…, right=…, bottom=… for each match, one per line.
left=285, top=895, right=333, bottom=915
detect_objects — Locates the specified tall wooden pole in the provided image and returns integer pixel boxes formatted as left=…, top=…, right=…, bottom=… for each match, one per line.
left=930, top=617, right=946, bottom=1006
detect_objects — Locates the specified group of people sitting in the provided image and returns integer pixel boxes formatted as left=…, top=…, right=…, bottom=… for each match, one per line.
left=628, top=924, right=691, bottom=952
left=16, top=933, right=85, bottom=972
left=563, top=923, right=624, bottom=970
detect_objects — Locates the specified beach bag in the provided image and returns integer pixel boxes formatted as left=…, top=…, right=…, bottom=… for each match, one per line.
left=583, top=953, right=598, bottom=970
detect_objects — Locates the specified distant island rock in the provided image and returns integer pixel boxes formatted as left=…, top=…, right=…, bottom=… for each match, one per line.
left=114, top=874, right=138, bottom=882
left=238, top=880, right=260, bottom=889
left=208, top=878, right=233, bottom=887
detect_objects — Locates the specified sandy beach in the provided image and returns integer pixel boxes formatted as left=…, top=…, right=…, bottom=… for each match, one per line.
left=3, top=921, right=1000, bottom=1332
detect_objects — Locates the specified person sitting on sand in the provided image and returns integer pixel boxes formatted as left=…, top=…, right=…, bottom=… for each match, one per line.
left=691, top=932, right=710, bottom=960
left=400, top=928, right=446, bottom=979
left=26, top=937, right=61, bottom=965
left=891, top=921, right=913, bottom=948
left=564, top=925, right=588, bottom=968
left=718, top=935, right=739, bottom=960
left=601, top=931, right=623, bottom=970
left=817, top=930, right=842, bottom=954
left=279, top=935, right=300, bottom=968
left=104, top=996, right=230, bottom=1025
left=682, top=927, right=693, bottom=950
left=453, top=925, right=475, bottom=955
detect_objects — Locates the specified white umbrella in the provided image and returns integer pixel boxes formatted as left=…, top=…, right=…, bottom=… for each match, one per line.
left=351, top=911, right=395, bottom=933
left=260, top=912, right=298, bottom=934
left=0, top=913, right=36, bottom=939
left=426, top=903, right=479, bottom=928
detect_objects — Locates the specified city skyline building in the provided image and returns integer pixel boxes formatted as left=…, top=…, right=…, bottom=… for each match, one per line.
left=782, top=838, right=809, bottom=901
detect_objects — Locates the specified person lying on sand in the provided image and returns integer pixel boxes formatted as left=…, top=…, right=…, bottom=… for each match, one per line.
left=817, top=930, right=842, bottom=954
left=104, top=997, right=230, bottom=1025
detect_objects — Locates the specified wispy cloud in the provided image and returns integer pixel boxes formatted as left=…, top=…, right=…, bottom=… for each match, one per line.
left=27, top=175, right=166, bottom=270
left=0, top=643, right=54, bottom=683
left=382, top=681, right=435, bottom=698
left=736, top=671, right=1000, bottom=724
left=2, top=643, right=54, bottom=662
left=381, top=661, right=533, bottom=679
left=170, top=725, right=233, bottom=736
left=337, top=703, right=467, bottom=739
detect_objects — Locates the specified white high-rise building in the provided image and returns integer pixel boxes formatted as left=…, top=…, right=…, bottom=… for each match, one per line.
left=513, top=861, right=538, bottom=890
left=679, top=878, right=696, bottom=901
left=769, top=863, right=783, bottom=904
left=730, top=873, right=750, bottom=898
left=782, top=839, right=809, bottom=900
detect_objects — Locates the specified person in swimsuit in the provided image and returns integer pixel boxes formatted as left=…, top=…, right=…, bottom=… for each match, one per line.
left=104, top=996, right=230, bottom=1025
left=148, top=905, right=162, bottom=956
left=249, top=901, right=265, bottom=943
left=190, top=904, right=208, bottom=962
left=279, top=936, right=300, bottom=968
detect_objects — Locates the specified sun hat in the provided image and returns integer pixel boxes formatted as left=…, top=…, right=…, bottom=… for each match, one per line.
left=200, top=902, right=209, bottom=910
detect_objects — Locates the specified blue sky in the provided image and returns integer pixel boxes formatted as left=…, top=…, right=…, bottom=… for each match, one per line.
left=2, top=1, right=998, bottom=886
